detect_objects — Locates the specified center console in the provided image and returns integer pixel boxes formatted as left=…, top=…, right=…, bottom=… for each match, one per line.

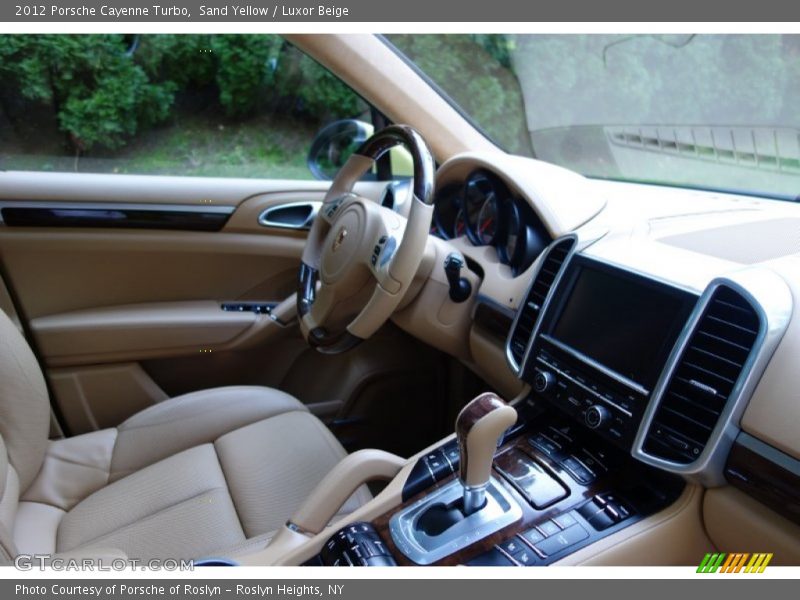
left=309, top=397, right=684, bottom=566
left=292, top=234, right=778, bottom=567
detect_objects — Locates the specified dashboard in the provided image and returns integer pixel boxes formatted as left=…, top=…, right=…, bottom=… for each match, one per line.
left=396, top=151, right=800, bottom=543
left=430, top=168, right=550, bottom=276
left=504, top=232, right=791, bottom=488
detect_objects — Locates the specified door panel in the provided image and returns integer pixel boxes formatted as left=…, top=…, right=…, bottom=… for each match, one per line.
left=32, top=301, right=259, bottom=366
left=0, top=171, right=393, bottom=434
left=0, top=228, right=302, bottom=318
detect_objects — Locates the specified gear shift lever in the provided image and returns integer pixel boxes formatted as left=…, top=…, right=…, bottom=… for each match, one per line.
left=389, top=392, right=523, bottom=564
left=455, top=393, right=517, bottom=515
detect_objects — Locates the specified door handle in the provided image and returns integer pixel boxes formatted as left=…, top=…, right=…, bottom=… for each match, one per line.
left=258, top=201, right=321, bottom=230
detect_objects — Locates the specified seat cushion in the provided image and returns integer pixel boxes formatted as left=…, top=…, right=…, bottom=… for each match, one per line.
left=23, top=428, right=117, bottom=512
left=215, top=410, right=359, bottom=538
left=110, top=385, right=304, bottom=481
left=58, top=444, right=245, bottom=560
left=15, top=386, right=368, bottom=560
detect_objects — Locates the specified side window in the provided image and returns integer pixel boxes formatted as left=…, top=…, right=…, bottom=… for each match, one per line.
left=0, top=34, right=378, bottom=180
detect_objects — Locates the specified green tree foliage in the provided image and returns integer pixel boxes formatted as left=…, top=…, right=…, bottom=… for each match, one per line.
left=211, top=35, right=278, bottom=117
left=0, top=35, right=174, bottom=150
left=272, top=46, right=367, bottom=121
left=387, top=34, right=532, bottom=156
left=0, top=34, right=366, bottom=153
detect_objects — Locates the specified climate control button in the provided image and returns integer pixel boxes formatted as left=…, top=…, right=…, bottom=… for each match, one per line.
left=533, top=371, right=556, bottom=394
left=584, top=405, right=610, bottom=429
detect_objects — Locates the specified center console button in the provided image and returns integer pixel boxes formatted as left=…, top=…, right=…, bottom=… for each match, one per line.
left=499, top=537, right=525, bottom=556
left=364, top=555, right=400, bottom=566
left=576, top=449, right=606, bottom=474
left=553, top=512, right=578, bottom=529
left=442, top=443, right=461, bottom=467
left=578, top=494, right=634, bottom=531
left=521, top=528, right=545, bottom=545
left=533, top=524, right=589, bottom=557
left=537, top=520, right=561, bottom=537
left=528, top=433, right=563, bottom=460
left=499, top=536, right=539, bottom=566
left=608, top=426, right=624, bottom=440
left=321, top=522, right=397, bottom=567
left=587, top=509, right=616, bottom=531
left=512, top=545, right=538, bottom=566
left=423, top=449, right=451, bottom=477
left=546, top=426, right=574, bottom=446
left=561, top=455, right=596, bottom=484
left=578, top=448, right=611, bottom=472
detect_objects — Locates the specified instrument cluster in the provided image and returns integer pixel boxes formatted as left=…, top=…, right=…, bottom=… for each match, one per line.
left=430, top=169, right=550, bottom=276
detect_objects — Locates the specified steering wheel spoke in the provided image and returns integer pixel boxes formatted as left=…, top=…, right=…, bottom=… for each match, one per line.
left=318, top=192, right=359, bottom=225
left=301, top=282, right=337, bottom=332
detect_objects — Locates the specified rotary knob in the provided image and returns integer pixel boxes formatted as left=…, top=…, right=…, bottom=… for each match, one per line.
left=585, top=405, right=610, bottom=429
left=533, top=371, right=555, bottom=394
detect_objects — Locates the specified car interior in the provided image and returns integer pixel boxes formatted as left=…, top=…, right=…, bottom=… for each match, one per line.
left=0, top=33, right=798, bottom=567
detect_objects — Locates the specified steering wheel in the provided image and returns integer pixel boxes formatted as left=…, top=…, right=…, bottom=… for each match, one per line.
left=297, top=125, right=435, bottom=354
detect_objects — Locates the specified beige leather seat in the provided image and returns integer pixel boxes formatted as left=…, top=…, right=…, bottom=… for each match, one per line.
left=0, top=310, right=368, bottom=563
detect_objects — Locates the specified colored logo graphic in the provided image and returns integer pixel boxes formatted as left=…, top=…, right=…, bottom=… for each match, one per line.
left=697, top=552, right=773, bottom=573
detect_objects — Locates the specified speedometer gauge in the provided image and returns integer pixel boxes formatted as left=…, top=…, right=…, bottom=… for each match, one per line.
left=477, top=195, right=500, bottom=245
left=464, top=170, right=498, bottom=246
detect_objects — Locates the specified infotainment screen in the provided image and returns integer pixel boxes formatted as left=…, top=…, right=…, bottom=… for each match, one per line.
left=549, top=262, right=693, bottom=390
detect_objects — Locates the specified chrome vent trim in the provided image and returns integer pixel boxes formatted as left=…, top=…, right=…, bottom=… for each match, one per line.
left=505, top=235, right=577, bottom=375
left=642, top=286, right=759, bottom=464
left=633, top=269, right=792, bottom=486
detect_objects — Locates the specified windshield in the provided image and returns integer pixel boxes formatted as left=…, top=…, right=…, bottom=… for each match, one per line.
left=387, top=34, right=800, bottom=200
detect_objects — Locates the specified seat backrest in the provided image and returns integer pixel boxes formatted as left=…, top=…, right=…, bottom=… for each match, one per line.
left=0, top=434, right=20, bottom=563
left=0, top=309, right=51, bottom=493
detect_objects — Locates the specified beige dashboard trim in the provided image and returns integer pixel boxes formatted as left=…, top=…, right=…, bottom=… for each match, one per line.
left=703, top=485, right=800, bottom=565
left=741, top=259, right=800, bottom=461
left=0, top=171, right=330, bottom=206
left=391, top=236, right=480, bottom=362
left=469, top=326, right=524, bottom=399
left=436, top=152, right=606, bottom=239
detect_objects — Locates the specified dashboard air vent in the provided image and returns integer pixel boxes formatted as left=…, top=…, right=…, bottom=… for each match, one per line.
left=643, top=285, right=761, bottom=464
left=507, top=237, right=575, bottom=370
